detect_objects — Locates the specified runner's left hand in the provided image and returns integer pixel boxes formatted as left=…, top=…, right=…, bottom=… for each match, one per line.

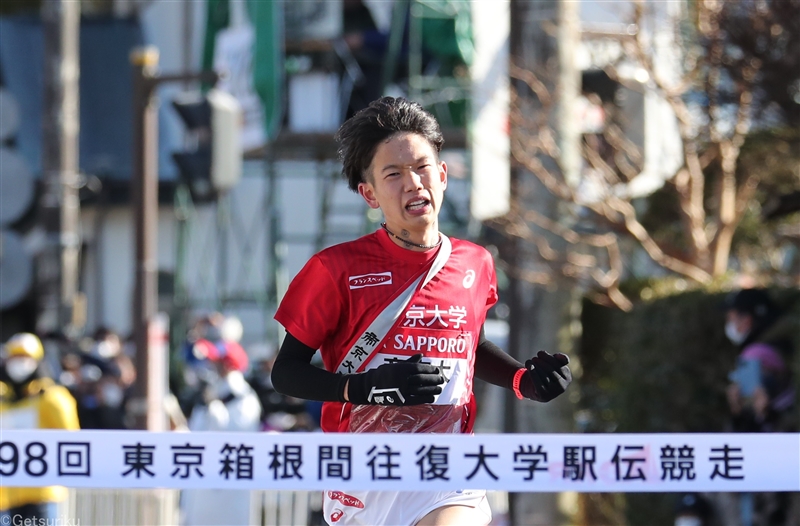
left=520, top=351, right=571, bottom=402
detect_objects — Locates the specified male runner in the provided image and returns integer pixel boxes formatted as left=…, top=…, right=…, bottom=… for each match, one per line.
left=272, top=97, right=571, bottom=526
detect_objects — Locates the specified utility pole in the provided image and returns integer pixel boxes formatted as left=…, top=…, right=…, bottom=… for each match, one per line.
left=39, top=0, right=81, bottom=339
left=505, top=1, right=579, bottom=524
left=559, top=0, right=581, bottom=188
left=130, top=47, right=219, bottom=431
left=130, top=46, right=164, bottom=431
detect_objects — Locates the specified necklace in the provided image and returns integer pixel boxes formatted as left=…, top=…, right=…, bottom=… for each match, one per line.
left=381, top=223, right=441, bottom=249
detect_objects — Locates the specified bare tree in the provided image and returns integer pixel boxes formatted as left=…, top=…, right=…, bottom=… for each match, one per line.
left=491, top=0, right=798, bottom=309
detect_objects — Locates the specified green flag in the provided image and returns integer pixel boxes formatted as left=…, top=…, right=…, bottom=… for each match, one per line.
left=248, top=0, right=283, bottom=141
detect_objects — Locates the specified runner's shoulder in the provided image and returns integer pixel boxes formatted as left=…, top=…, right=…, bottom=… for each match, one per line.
left=449, top=236, right=494, bottom=262
left=316, top=231, right=379, bottom=261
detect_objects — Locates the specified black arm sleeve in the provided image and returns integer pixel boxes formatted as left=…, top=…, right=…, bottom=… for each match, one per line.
left=271, top=332, right=349, bottom=402
left=474, top=325, right=524, bottom=390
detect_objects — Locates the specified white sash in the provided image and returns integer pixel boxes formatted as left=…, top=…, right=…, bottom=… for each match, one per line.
left=335, top=235, right=452, bottom=374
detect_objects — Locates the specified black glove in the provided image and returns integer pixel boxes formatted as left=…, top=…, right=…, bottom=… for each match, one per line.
left=520, top=351, right=571, bottom=402
left=346, top=354, right=445, bottom=406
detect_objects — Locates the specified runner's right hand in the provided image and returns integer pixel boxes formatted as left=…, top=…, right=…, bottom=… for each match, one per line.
left=520, top=350, right=571, bottom=402
left=346, top=354, right=444, bottom=406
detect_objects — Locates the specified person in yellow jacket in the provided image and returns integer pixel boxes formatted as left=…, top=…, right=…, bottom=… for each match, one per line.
left=0, top=332, right=80, bottom=522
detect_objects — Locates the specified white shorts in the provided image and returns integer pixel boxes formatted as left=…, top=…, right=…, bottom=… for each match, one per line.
left=322, top=488, right=491, bottom=526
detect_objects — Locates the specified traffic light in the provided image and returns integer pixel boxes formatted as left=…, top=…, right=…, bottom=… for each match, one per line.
left=171, top=89, right=243, bottom=201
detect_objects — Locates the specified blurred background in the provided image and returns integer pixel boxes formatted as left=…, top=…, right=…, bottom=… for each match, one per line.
left=0, top=0, right=798, bottom=524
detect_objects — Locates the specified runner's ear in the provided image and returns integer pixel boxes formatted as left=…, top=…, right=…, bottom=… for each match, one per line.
left=358, top=182, right=380, bottom=209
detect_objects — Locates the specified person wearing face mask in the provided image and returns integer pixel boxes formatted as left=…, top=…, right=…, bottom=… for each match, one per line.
left=76, top=370, right=129, bottom=430
left=182, top=340, right=261, bottom=526
left=721, top=289, right=797, bottom=526
left=90, top=327, right=136, bottom=391
left=73, top=328, right=134, bottom=430
left=186, top=342, right=260, bottom=433
left=0, top=332, right=80, bottom=523
left=724, top=289, right=795, bottom=433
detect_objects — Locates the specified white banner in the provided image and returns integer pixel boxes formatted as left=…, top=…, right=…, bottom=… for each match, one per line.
left=214, top=24, right=267, bottom=152
left=0, top=431, right=797, bottom=492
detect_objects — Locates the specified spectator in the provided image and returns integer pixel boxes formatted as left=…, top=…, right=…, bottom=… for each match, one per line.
left=674, top=493, right=715, bottom=526
left=90, top=327, right=136, bottom=390
left=178, top=313, right=226, bottom=418
left=723, top=288, right=796, bottom=526
left=343, top=0, right=391, bottom=115
left=0, top=333, right=80, bottom=523
left=182, top=313, right=226, bottom=369
left=182, top=334, right=261, bottom=526
left=724, top=289, right=795, bottom=433
left=186, top=337, right=259, bottom=432
left=64, top=328, right=134, bottom=430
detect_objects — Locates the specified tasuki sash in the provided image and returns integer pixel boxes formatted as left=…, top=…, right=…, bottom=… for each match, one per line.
left=335, top=235, right=452, bottom=375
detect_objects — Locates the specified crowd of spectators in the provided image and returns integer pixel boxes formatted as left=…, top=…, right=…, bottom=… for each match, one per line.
left=175, top=312, right=321, bottom=434
left=58, top=327, right=136, bottom=429
left=0, top=316, right=321, bottom=525
left=2, top=313, right=321, bottom=434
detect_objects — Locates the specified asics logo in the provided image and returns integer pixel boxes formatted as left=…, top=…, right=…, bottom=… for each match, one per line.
left=349, top=272, right=392, bottom=289
left=463, top=269, right=476, bottom=289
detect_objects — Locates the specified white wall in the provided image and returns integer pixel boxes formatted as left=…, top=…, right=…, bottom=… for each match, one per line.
left=577, top=0, right=683, bottom=199
left=80, top=205, right=176, bottom=336
left=470, top=0, right=510, bottom=222
left=80, top=160, right=367, bottom=345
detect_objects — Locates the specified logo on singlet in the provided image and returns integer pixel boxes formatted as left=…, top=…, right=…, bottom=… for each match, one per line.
left=348, top=272, right=392, bottom=289
left=463, top=269, right=476, bottom=289
left=328, top=491, right=365, bottom=509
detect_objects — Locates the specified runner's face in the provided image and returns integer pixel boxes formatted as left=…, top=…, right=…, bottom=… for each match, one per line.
left=358, top=132, right=447, bottom=245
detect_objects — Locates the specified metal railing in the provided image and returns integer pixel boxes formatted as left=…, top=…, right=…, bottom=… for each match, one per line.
left=63, top=488, right=507, bottom=525
left=64, top=489, right=180, bottom=525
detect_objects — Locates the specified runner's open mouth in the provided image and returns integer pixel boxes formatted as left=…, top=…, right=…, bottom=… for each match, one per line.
left=406, top=199, right=430, bottom=211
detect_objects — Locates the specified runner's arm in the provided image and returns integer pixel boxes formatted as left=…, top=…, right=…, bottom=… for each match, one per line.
left=273, top=332, right=444, bottom=405
left=475, top=325, right=572, bottom=401
left=271, top=332, right=349, bottom=402
left=271, top=325, right=517, bottom=394
left=474, top=325, right=524, bottom=390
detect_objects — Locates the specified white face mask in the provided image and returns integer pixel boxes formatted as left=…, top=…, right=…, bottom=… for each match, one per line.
left=93, top=340, right=120, bottom=359
left=100, top=383, right=124, bottom=407
left=675, top=517, right=703, bottom=526
left=725, top=320, right=749, bottom=345
left=5, top=357, right=38, bottom=383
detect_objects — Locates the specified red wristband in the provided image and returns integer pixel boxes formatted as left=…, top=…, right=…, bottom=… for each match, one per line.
left=512, top=368, right=526, bottom=400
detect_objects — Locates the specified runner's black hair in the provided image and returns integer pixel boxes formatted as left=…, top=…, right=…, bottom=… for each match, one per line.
left=335, top=97, right=444, bottom=192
